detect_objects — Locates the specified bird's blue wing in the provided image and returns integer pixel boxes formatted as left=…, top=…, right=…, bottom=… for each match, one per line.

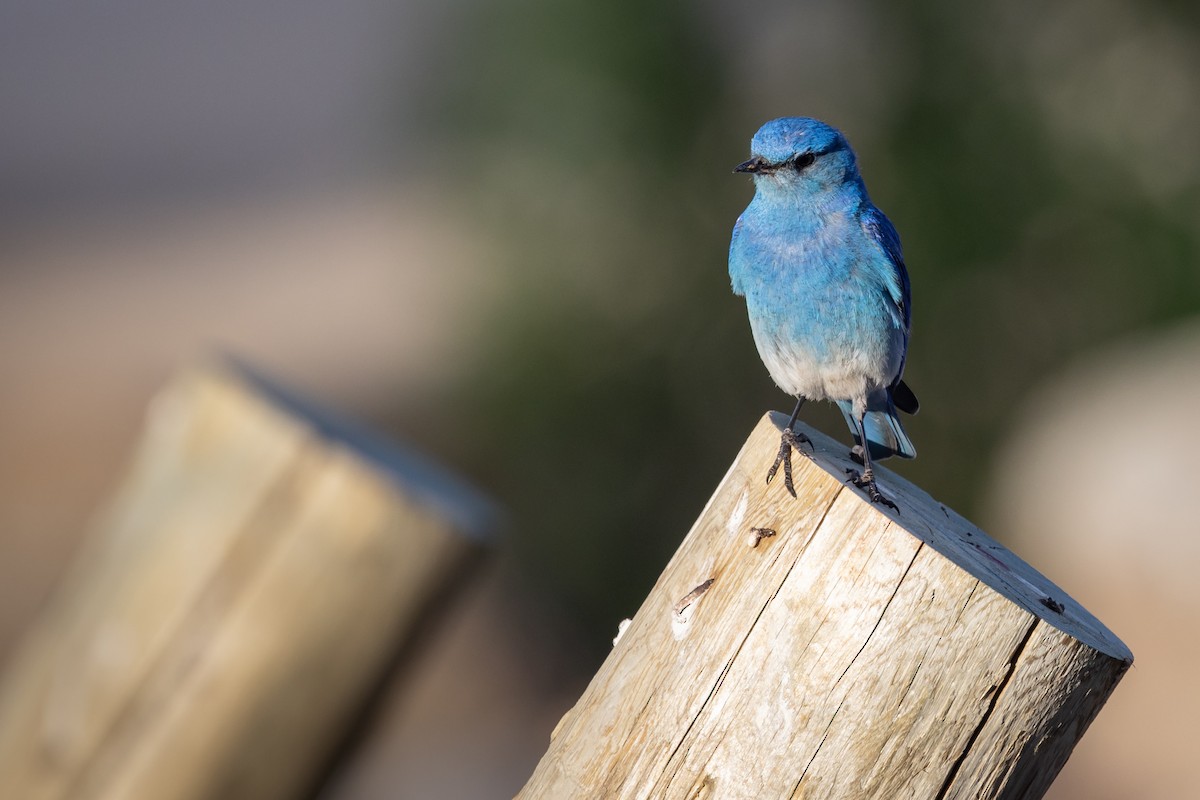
left=861, top=203, right=916, bottom=406
left=728, top=214, right=747, bottom=297
left=860, top=205, right=910, bottom=334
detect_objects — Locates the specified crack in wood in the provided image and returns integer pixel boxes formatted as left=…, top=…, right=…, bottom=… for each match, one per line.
left=834, top=542, right=925, bottom=688
left=765, top=485, right=843, bottom=572
left=659, top=655, right=736, bottom=785
left=626, top=694, right=655, bottom=739
left=765, top=489, right=850, bottom=665
left=792, top=697, right=847, bottom=796
left=953, top=582, right=980, bottom=627
left=657, top=487, right=844, bottom=792
left=932, top=617, right=1041, bottom=800
left=897, top=653, right=926, bottom=710
left=756, top=486, right=844, bottom=624
left=786, top=517, right=920, bottom=795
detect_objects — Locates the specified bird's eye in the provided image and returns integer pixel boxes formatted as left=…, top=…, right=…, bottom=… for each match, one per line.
left=794, top=153, right=816, bottom=171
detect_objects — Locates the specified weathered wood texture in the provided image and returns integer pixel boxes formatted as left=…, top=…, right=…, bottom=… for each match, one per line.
left=519, top=413, right=1131, bottom=800
left=0, top=363, right=494, bottom=800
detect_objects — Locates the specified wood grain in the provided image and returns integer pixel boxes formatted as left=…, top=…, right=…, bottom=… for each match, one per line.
left=518, top=413, right=1131, bottom=799
left=0, top=362, right=494, bottom=800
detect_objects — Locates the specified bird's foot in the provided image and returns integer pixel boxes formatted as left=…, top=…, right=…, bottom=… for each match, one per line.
left=766, top=428, right=814, bottom=497
left=844, top=467, right=898, bottom=511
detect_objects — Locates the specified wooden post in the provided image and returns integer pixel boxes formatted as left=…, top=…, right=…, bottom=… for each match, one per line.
left=518, top=413, right=1131, bottom=800
left=0, top=362, right=494, bottom=800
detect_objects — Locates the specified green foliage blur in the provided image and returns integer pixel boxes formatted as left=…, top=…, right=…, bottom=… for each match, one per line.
left=415, top=0, right=1200, bottom=653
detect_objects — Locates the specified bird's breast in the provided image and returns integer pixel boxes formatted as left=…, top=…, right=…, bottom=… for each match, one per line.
left=733, top=211, right=904, bottom=399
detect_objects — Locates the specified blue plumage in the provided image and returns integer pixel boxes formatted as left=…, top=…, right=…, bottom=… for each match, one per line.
left=729, top=117, right=917, bottom=508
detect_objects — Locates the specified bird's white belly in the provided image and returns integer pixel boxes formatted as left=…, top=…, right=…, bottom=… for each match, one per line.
left=749, top=314, right=900, bottom=403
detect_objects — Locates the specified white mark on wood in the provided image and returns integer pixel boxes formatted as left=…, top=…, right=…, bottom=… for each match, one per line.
left=613, top=618, right=632, bottom=647
left=671, top=603, right=697, bottom=640
left=728, top=490, right=749, bottom=537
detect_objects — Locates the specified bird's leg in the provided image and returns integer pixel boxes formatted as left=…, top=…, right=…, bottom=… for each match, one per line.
left=844, top=408, right=898, bottom=511
left=766, top=397, right=814, bottom=497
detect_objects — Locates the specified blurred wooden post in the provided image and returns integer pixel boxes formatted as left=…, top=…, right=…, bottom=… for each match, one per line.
left=0, top=361, right=495, bottom=800
left=519, top=414, right=1132, bottom=799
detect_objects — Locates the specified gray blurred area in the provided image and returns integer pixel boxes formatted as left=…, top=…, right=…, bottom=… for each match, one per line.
left=0, top=0, right=434, bottom=218
left=0, top=0, right=468, bottom=642
left=2, top=0, right=1199, bottom=796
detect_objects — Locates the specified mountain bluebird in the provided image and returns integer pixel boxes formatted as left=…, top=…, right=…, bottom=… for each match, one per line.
left=729, top=117, right=918, bottom=509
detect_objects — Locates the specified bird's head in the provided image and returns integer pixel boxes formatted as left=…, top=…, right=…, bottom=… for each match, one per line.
left=734, top=117, right=861, bottom=197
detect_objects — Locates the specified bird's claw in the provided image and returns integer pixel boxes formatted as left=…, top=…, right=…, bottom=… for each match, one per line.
left=844, top=467, right=898, bottom=511
left=766, top=428, right=814, bottom=497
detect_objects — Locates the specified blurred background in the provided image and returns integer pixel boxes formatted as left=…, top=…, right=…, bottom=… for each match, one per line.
left=1, top=0, right=1198, bottom=796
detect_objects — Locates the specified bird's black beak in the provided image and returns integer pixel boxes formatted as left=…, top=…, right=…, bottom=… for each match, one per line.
left=734, top=156, right=770, bottom=174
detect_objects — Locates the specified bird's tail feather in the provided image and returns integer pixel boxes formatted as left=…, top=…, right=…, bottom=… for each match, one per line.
left=837, top=399, right=917, bottom=460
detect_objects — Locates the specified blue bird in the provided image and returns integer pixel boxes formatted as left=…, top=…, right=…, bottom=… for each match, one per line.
left=729, top=117, right=918, bottom=509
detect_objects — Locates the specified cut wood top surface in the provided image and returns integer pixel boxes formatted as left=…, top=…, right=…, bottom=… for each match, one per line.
left=760, top=412, right=1131, bottom=664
